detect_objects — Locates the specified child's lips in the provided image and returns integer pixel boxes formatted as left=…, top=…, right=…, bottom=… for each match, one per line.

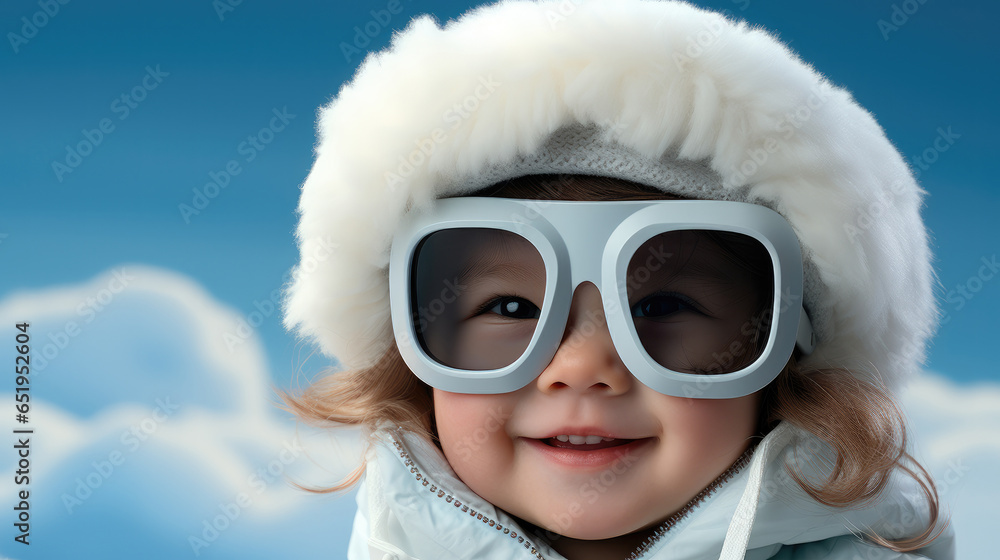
left=524, top=437, right=653, bottom=469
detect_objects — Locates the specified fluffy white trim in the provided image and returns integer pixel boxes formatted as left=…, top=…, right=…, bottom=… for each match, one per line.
left=282, top=0, right=936, bottom=390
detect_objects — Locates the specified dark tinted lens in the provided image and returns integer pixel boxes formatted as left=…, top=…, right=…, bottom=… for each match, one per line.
left=411, top=228, right=546, bottom=371
left=626, top=230, right=774, bottom=374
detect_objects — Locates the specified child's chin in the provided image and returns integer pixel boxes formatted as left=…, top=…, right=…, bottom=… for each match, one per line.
left=535, top=516, right=640, bottom=542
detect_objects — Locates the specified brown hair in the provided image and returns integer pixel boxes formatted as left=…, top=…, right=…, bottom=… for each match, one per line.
left=278, top=174, right=943, bottom=552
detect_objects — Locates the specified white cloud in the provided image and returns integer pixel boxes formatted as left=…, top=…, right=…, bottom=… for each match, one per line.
left=899, top=371, right=1000, bottom=558
left=0, top=265, right=363, bottom=559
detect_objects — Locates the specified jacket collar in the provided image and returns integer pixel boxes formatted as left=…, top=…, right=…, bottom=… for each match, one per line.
left=365, top=424, right=938, bottom=559
left=367, top=428, right=761, bottom=560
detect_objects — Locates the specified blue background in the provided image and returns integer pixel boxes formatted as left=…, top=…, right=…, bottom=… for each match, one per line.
left=1, top=1, right=997, bottom=559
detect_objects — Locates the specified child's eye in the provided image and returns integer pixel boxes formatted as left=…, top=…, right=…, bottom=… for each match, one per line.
left=631, top=292, right=702, bottom=319
left=476, top=296, right=540, bottom=320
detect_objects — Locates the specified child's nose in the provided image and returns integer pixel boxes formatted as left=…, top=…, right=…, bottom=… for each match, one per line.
left=535, top=281, right=633, bottom=395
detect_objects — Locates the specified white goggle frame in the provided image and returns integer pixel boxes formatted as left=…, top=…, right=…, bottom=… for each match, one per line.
left=389, top=197, right=815, bottom=398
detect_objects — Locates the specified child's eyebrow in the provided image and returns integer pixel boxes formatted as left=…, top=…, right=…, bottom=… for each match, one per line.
left=671, top=259, right=741, bottom=284
left=456, top=255, right=545, bottom=289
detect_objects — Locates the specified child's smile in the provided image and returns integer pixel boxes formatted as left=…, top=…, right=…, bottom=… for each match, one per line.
left=524, top=433, right=652, bottom=469
left=527, top=436, right=652, bottom=469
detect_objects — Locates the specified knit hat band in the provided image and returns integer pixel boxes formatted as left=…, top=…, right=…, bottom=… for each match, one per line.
left=454, top=123, right=727, bottom=198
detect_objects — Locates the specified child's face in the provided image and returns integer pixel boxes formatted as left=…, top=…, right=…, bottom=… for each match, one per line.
left=433, top=278, right=761, bottom=540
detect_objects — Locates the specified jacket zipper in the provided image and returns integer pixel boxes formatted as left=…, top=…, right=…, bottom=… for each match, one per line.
left=392, top=435, right=756, bottom=560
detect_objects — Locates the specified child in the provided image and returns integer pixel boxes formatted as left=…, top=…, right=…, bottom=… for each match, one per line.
left=280, top=1, right=954, bottom=558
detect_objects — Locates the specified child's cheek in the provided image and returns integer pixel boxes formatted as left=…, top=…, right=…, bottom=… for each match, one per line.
left=663, top=394, right=760, bottom=456
left=433, top=389, right=513, bottom=473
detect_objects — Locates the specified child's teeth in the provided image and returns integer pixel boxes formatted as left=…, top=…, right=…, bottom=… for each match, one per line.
left=553, top=435, right=614, bottom=445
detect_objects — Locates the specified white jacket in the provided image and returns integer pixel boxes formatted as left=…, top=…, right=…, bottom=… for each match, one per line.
left=347, top=423, right=954, bottom=560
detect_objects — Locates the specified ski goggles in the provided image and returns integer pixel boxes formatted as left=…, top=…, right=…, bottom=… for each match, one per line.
left=389, top=197, right=815, bottom=398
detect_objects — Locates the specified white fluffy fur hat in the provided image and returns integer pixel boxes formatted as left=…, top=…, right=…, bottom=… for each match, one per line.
left=282, top=0, right=937, bottom=390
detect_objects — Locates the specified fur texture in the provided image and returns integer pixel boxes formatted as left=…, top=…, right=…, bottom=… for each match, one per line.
left=281, top=0, right=937, bottom=390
